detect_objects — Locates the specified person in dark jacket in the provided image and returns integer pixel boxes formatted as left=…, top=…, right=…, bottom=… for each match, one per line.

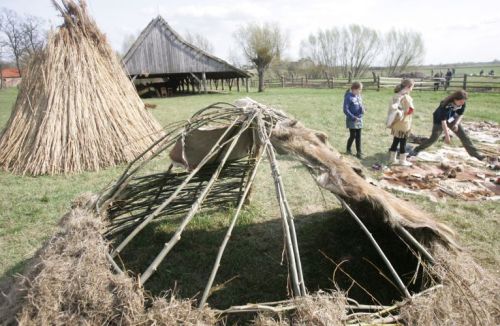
left=343, top=81, right=365, bottom=158
left=410, top=90, right=485, bottom=160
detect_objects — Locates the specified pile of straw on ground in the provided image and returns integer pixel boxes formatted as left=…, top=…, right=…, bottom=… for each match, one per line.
left=0, top=194, right=217, bottom=325
left=0, top=0, right=163, bottom=175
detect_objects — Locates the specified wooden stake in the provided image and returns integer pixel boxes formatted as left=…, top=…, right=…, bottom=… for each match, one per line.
left=266, top=144, right=301, bottom=297
left=336, top=196, right=411, bottom=299
left=199, top=143, right=268, bottom=308
left=396, top=225, right=435, bottom=264
left=139, top=115, right=257, bottom=284
left=111, top=117, right=243, bottom=257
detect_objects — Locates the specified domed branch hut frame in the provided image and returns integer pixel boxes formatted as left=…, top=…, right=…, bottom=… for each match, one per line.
left=96, top=98, right=455, bottom=313
left=2, top=99, right=497, bottom=325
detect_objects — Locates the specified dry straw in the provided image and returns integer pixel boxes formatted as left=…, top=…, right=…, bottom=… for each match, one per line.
left=0, top=0, right=163, bottom=175
left=0, top=193, right=217, bottom=325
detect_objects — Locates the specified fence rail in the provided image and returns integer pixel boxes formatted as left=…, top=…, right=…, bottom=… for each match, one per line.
left=251, top=74, right=500, bottom=93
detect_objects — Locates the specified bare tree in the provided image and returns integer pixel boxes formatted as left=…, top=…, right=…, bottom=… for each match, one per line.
left=300, top=25, right=380, bottom=78
left=300, top=28, right=341, bottom=77
left=121, top=32, right=138, bottom=56
left=234, top=22, right=287, bottom=92
left=22, top=14, right=45, bottom=54
left=339, top=25, right=381, bottom=78
left=227, top=46, right=243, bottom=68
left=384, top=29, right=425, bottom=76
left=0, top=8, right=26, bottom=76
left=185, top=31, right=214, bottom=53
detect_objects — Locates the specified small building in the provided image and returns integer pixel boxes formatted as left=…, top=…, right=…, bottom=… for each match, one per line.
left=123, top=16, right=250, bottom=97
left=1, top=68, right=22, bottom=88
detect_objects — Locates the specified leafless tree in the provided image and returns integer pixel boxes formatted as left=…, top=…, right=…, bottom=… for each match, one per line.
left=185, top=31, right=214, bottom=54
left=121, top=32, right=138, bottom=56
left=384, top=29, right=425, bottom=76
left=22, top=14, right=45, bottom=54
left=300, top=25, right=380, bottom=78
left=339, top=25, right=381, bottom=78
left=234, top=22, right=287, bottom=92
left=0, top=8, right=46, bottom=76
left=300, top=28, right=341, bottom=77
left=0, top=8, right=26, bottom=76
left=227, top=46, right=243, bottom=68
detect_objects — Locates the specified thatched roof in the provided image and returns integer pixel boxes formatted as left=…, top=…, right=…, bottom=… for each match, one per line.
left=0, top=0, right=164, bottom=176
left=123, top=16, right=249, bottom=79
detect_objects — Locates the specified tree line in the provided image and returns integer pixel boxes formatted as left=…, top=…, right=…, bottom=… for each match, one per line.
left=0, top=5, right=425, bottom=94
left=234, top=23, right=425, bottom=91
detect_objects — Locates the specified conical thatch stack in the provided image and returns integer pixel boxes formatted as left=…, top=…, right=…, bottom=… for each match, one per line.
left=0, top=0, right=163, bottom=175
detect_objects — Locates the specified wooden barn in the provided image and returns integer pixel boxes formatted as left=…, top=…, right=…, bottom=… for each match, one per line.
left=123, top=16, right=250, bottom=97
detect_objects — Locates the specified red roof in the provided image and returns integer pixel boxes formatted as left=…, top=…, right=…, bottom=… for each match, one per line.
left=1, top=68, right=21, bottom=78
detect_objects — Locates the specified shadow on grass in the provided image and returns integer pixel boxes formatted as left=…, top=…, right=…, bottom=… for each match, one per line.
left=359, top=151, right=390, bottom=169
left=118, top=208, right=426, bottom=310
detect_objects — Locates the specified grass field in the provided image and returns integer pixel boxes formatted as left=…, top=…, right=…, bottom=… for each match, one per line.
left=0, top=87, right=498, bottom=308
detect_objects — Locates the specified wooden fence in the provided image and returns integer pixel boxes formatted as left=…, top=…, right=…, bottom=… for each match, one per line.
left=378, top=75, right=500, bottom=92
left=251, top=76, right=378, bottom=90
left=251, top=74, right=500, bottom=93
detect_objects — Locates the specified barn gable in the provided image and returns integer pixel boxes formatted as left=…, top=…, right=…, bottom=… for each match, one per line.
left=123, top=16, right=248, bottom=79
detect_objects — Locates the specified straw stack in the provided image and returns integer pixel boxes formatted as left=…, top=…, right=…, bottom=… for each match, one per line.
left=0, top=0, right=164, bottom=175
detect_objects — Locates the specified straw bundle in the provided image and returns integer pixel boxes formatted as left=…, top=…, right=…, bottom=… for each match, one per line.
left=0, top=0, right=163, bottom=175
left=0, top=194, right=218, bottom=325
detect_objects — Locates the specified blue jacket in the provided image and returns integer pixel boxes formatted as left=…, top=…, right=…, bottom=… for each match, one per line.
left=343, top=92, right=364, bottom=120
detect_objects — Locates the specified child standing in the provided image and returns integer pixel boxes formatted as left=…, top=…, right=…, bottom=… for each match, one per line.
left=343, top=81, right=365, bottom=159
left=386, top=79, right=415, bottom=166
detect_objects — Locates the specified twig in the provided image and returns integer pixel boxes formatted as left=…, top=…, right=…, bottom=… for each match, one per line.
left=199, top=142, right=268, bottom=308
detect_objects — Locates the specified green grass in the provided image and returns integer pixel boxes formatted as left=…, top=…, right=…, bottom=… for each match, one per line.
left=0, top=87, right=498, bottom=308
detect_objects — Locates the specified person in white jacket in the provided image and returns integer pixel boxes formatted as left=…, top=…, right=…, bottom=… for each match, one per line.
left=385, top=79, right=415, bottom=166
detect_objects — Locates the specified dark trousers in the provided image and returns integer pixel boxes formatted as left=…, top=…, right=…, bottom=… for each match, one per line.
left=413, top=123, right=484, bottom=160
left=389, top=137, right=407, bottom=154
left=347, top=128, right=362, bottom=153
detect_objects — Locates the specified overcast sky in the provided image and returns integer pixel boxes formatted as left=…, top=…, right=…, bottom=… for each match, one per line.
left=3, top=0, right=500, bottom=65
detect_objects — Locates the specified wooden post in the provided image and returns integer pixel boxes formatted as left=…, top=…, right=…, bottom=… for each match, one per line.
left=377, top=75, right=380, bottom=91
left=245, top=78, right=249, bottom=92
left=463, top=74, right=467, bottom=90
left=237, top=78, right=240, bottom=92
left=337, top=197, right=411, bottom=299
left=301, top=77, right=304, bottom=87
left=348, top=71, right=352, bottom=84
left=202, top=72, right=207, bottom=94
left=281, top=76, right=285, bottom=88
left=221, top=79, right=224, bottom=91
